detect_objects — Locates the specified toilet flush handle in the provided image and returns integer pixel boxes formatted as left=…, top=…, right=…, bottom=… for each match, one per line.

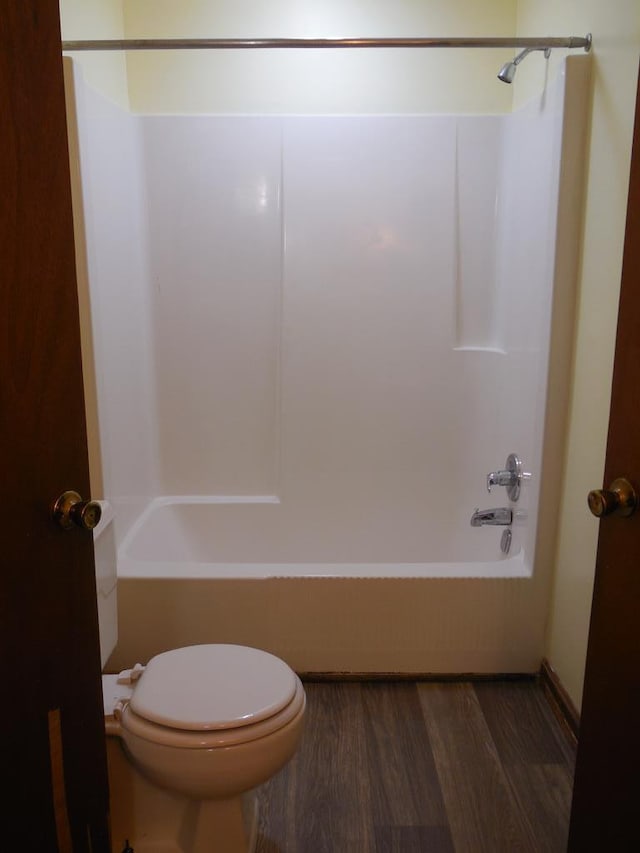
left=117, top=663, right=146, bottom=684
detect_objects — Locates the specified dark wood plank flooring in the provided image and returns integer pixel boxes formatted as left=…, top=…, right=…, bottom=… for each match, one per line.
left=255, top=680, right=576, bottom=853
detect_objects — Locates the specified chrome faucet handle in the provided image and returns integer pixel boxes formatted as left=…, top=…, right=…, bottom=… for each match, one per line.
left=486, top=453, right=524, bottom=501
left=486, top=470, right=516, bottom=492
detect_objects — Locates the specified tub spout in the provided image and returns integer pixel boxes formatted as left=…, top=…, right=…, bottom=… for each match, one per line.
left=470, top=507, right=512, bottom=527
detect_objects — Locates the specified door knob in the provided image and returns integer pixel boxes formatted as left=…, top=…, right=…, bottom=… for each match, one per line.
left=52, top=490, right=102, bottom=531
left=587, top=477, right=638, bottom=518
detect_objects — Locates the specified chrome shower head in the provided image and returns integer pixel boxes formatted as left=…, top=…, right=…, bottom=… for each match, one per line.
left=497, top=46, right=551, bottom=84
left=497, top=59, right=518, bottom=83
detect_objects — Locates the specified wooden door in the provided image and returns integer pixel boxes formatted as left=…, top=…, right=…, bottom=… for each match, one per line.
left=568, top=67, right=640, bottom=849
left=0, top=2, right=110, bottom=850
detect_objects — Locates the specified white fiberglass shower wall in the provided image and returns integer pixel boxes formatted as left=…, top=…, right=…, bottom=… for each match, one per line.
left=66, top=57, right=589, bottom=672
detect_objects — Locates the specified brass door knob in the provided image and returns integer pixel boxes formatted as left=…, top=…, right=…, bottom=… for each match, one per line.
left=587, top=477, right=638, bottom=518
left=52, top=490, right=102, bottom=531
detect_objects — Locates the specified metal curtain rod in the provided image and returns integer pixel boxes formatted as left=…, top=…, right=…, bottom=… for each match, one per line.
left=62, top=35, right=592, bottom=52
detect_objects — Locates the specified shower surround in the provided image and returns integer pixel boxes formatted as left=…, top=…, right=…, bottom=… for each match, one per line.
left=66, top=57, right=589, bottom=672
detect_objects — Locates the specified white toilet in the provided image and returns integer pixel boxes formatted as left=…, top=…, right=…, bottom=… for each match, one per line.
left=103, top=643, right=306, bottom=853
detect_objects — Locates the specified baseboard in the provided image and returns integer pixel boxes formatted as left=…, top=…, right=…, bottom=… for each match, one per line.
left=539, top=657, right=580, bottom=746
left=299, top=671, right=537, bottom=683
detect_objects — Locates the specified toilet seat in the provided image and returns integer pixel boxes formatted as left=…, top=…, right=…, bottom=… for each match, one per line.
left=120, top=644, right=305, bottom=749
left=122, top=679, right=305, bottom=749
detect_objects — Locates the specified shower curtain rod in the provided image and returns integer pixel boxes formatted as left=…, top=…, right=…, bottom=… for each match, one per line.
left=61, top=35, right=592, bottom=52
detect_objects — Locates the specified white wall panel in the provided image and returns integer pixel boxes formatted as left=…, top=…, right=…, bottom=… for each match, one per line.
left=141, top=118, right=283, bottom=495
left=68, top=62, right=157, bottom=543
left=280, top=117, right=458, bottom=549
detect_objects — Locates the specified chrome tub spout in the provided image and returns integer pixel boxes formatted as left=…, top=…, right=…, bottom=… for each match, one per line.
left=470, top=507, right=512, bottom=527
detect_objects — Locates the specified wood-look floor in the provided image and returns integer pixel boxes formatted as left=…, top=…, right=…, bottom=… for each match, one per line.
left=255, top=680, right=576, bottom=853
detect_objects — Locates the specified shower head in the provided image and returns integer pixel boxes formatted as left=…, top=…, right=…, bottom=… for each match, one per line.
left=497, top=58, right=518, bottom=84
left=497, top=46, right=551, bottom=84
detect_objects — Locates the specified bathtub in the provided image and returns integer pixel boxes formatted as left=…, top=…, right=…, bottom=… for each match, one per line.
left=108, top=497, right=544, bottom=676
left=119, top=497, right=530, bottom=580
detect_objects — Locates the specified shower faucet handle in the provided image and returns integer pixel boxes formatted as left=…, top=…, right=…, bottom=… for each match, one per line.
left=486, top=454, right=524, bottom=502
left=486, top=470, right=516, bottom=490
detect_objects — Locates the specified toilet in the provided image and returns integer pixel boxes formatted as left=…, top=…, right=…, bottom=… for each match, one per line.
left=103, top=643, right=306, bottom=853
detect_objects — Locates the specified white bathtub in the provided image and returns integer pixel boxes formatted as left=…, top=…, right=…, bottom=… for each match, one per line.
left=107, top=497, right=543, bottom=676
left=119, top=497, right=530, bottom=580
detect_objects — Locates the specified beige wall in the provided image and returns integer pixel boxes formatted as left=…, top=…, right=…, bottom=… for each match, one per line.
left=60, top=0, right=129, bottom=108
left=515, top=1, right=640, bottom=709
left=122, top=0, right=516, bottom=113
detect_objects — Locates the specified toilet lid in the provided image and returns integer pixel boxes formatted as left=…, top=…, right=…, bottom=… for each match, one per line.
left=129, top=644, right=298, bottom=731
